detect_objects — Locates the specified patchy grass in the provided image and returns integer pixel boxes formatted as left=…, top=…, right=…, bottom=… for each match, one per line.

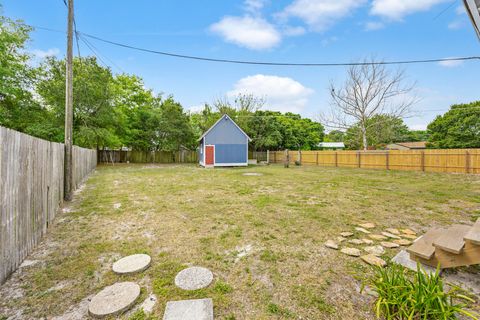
left=1, top=164, right=479, bottom=319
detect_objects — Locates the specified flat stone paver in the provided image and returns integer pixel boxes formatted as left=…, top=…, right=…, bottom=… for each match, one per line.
left=355, top=227, right=371, bottom=234
left=401, top=228, right=417, bottom=235
left=369, top=234, right=388, bottom=241
left=364, top=245, right=385, bottom=256
left=112, top=254, right=151, bottom=274
left=163, top=298, right=213, bottom=320
left=361, top=238, right=374, bottom=244
left=402, top=234, right=418, bottom=240
left=88, top=282, right=140, bottom=318
left=348, top=239, right=364, bottom=245
left=358, top=222, right=376, bottom=229
left=341, top=247, right=361, bottom=257
left=337, top=236, right=347, bottom=243
left=381, top=241, right=400, bottom=248
left=394, top=239, right=412, bottom=246
left=386, top=228, right=400, bottom=235
left=361, top=254, right=386, bottom=267
left=175, top=267, right=213, bottom=290
left=381, top=232, right=401, bottom=239
left=324, top=240, right=339, bottom=250
left=340, top=232, right=354, bottom=237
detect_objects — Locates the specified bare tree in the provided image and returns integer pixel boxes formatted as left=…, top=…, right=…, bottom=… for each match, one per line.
left=322, top=58, right=419, bottom=150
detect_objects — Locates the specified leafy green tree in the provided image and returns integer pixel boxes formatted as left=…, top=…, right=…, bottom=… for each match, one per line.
left=36, top=56, right=120, bottom=149
left=246, top=111, right=283, bottom=150
left=324, top=130, right=345, bottom=142
left=0, top=14, right=53, bottom=139
left=427, top=102, right=480, bottom=148
left=344, top=115, right=410, bottom=149
left=406, top=130, right=429, bottom=142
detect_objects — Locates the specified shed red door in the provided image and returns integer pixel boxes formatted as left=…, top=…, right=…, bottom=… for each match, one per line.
left=205, top=145, right=215, bottom=165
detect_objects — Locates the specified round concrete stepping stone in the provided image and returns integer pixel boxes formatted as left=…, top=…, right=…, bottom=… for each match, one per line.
left=175, top=266, right=213, bottom=290
left=355, top=227, right=371, bottom=234
left=381, top=241, right=400, bottom=248
left=340, top=232, right=354, bottom=237
left=324, top=240, right=339, bottom=250
left=364, top=245, right=385, bottom=256
left=340, top=247, right=361, bottom=257
left=361, top=254, right=386, bottom=267
left=88, top=282, right=140, bottom=318
left=242, top=172, right=263, bottom=176
left=112, top=254, right=151, bottom=274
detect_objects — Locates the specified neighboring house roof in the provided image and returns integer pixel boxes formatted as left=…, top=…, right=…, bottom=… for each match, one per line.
left=198, top=114, right=251, bottom=142
left=318, top=142, right=345, bottom=148
left=388, top=141, right=427, bottom=149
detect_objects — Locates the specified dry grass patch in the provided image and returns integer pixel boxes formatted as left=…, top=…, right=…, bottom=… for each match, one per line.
left=0, top=164, right=479, bottom=319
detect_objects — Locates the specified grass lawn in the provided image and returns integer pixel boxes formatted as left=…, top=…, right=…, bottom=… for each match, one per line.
left=1, top=164, right=479, bottom=319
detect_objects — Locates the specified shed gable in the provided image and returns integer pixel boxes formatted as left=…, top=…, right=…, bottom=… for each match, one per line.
left=204, top=116, right=248, bottom=145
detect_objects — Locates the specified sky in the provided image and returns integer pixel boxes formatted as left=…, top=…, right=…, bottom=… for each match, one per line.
left=3, top=0, right=480, bottom=130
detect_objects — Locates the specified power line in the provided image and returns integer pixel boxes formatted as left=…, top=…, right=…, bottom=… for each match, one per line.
left=26, top=23, right=480, bottom=67
left=433, top=1, right=457, bottom=20
left=79, top=34, right=125, bottom=73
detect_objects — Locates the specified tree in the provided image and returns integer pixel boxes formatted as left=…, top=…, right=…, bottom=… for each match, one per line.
left=36, top=56, right=120, bottom=149
left=324, top=130, right=345, bottom=142
left=344, top=115, right=410, bottom=149
left=427, top=102, right=480, bottom=148
left=0, top=14, right=52, bottom=139
left=322, top=58, right=418, bottom=150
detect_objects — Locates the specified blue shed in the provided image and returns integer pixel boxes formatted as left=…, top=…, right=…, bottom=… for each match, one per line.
left=198, top=114, right=251, bottom=167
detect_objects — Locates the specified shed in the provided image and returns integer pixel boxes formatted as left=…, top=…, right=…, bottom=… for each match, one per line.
left=386, top=141, right=427, bottom=150
left=198, top=114, right=251, bottom=167
left=318, top=142, right=345, bottom=150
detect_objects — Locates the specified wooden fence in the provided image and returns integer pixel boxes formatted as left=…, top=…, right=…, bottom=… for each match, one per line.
left=269, top=149, right=480, bottom=174
left=98, top=149, right=198, bottom=164
left=0, top=126, right=96, bottom=284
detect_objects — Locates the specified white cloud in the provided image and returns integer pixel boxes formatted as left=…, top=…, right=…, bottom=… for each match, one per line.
left=370, top=0, right=449, bottom=20
left=31, top=48, right=60, bottom=58
left=227, top=74, right=314, bottom=113
left=364, top=21, right=384, bottom=31
left=438, top=58, right=464, bottom=67
left=244, top=0, right=267, bottom=13
left=188, top=104, right=205, bottom=113
left=278, top=0, right=367, bottom=31
left=210, top=15, right=281, bottom=50
left=283, top=25, right=306, bottom=36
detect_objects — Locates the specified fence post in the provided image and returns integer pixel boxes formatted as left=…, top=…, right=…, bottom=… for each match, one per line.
left=357, top=151, right=361, bottom=168
left=466, top=150, right=470, bottom=174
left=316, top=152, right=319, bottom=165
left=284, top=149, right=289, bottom=168
left=267, top=150, right=270, bottom=164
left=421, top=151, right=425, bottom=172
left=386, top=151, right=389, bottom=170
left=335, top=151, right=338, bottom=167
left=274, top=151, right=276, bottom=163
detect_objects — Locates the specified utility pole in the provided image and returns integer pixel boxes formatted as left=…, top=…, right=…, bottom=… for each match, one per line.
left=64, top=0, right=74, bottom=201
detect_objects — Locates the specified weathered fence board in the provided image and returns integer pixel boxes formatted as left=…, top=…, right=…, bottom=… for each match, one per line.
left=269, top=149, right=480, bottom=174
left=98, top=150, right=198, bottom=164
left=0, top=126, right=96, bottom=284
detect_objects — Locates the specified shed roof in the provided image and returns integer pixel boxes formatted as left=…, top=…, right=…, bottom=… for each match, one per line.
left=198, top=114, right=251, bottom=142
left=388, top=141, right=427, bottom=149
left=318, top=142, right=345, bottom=148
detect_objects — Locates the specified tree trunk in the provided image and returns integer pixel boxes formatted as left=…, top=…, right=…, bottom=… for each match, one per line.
left=361, top=125, right=368, bottom=151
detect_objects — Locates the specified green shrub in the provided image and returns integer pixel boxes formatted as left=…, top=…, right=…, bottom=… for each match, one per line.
left=363, top=263, right=478, bottom=319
